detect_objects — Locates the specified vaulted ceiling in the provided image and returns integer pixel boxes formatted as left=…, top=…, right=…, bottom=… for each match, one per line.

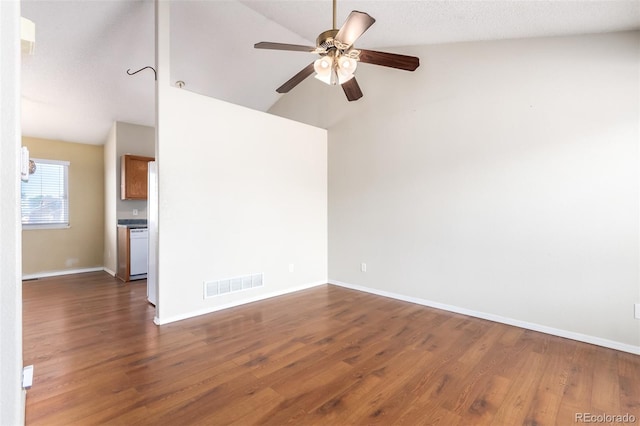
left=21, top=0, right=640, bottom=145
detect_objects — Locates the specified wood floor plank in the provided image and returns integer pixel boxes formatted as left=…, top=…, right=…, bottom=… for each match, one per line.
left=523, top=389, right=563, bottom=426
left=591, top=346, right=621, bottom=414
left=617, top=352, right=640, bottom=415
left=460, top=374, right=513, bottom=424
left=490, top=350, right=545, bottom=425
left=23, top=272, right=640, bottom=425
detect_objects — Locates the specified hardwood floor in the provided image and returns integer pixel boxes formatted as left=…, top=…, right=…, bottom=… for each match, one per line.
left=23, top=272, right=639, bottom=425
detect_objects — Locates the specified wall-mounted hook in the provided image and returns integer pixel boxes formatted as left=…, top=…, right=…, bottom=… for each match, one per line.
left=126, top=66, right=157, bottom=81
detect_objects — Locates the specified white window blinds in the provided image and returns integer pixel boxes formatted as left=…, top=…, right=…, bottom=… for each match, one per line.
left=21, top=159, right=70, bottom=228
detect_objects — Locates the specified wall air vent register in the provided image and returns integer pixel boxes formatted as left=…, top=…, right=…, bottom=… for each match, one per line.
left=204, top=273, right=263, bottom=299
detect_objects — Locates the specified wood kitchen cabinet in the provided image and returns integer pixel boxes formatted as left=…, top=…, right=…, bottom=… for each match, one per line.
left=117, top=226, right=132, bottom=282
left=121, top=154, right=154, bottom=200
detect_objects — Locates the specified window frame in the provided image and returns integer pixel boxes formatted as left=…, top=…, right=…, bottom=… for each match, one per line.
left=21, top=158, right=70, bottom=230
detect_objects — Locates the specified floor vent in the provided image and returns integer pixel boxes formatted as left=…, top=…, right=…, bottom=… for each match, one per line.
left=204, top=273, right=263, bottom=299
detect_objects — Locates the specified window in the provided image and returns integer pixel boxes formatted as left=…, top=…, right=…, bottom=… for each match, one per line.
left=21, top=159, right=69, bottom=228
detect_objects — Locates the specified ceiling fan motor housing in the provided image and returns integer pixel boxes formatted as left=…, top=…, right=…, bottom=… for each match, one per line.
left=316, top=29, right=340, bottom=52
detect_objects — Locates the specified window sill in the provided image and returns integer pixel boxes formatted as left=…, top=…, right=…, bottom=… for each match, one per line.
left=22, top=224, right=70, bottom=230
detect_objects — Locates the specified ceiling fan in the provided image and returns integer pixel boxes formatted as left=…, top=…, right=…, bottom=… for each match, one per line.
left=254, top=0, right=420, bottom=102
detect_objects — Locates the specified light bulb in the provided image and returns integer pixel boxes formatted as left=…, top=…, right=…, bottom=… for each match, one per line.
left=336, top=56, right=356, bottom=84
left=314, top=57, right=332, bottom=72
left=314, top=56, right=334, bottom=84
left=338, top=56, right=357, bottom=74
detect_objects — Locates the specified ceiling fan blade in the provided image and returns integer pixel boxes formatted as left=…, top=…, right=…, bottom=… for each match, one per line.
left=254, top=42, right=316, bottom=52
left=276, top=63, right=315, bottom=93
left=341, top=77, right=363, bottom=102
left=334, top=11, right=375, bottom=48
left=358, top=49, right=420, bottom=71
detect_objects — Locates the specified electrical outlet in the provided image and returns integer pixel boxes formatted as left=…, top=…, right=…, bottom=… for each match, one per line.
left=289, top=264, right=294, bottom=273
left=361, top=263, right=367, bottom=272
left=132, top=209, right=138, bottom=216
left=635, top=303, right=640, bottom=320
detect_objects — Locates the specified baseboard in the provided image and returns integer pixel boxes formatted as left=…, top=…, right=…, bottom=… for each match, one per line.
left=154, top=280, right=327, bottom=325
left=103, top=267, right=116, bottom=277
left=329, top=280, right=640, bottom=356
left=22, top=267, right=105, bottom=281
left=20, top=388, right=26, bottom=426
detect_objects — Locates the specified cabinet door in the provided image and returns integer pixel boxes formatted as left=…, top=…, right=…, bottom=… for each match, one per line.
left=116, top=226, right=130, bottom=281
left=121, top=155, right=154, bottom=200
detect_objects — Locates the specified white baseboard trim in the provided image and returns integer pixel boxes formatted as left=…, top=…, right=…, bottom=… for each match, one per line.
left=103, top=267, right=116, bottom=277
left=21, top=388, right=26, bottom=426
left=329, top=280, right=640, bottom=356
left=22, top=267, right=106, bottom=281
left=154, top=280, right=327, bottom=325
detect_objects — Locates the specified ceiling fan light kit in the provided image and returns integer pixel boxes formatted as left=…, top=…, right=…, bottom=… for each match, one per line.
left=314, top=51, right=357, bottom=85
left=254, top=1, right=419, bottom=102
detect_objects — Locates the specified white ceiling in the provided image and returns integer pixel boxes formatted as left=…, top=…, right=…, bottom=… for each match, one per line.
left=21, top=0, right=640, bottom=145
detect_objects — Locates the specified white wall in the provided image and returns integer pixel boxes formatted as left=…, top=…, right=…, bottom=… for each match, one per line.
left=156, top=87, right=328, bottom=323
left=103, top=123, right=117, bottom=273
left=0, top=0, right=25, bottom=423
left=156, top=2, right=328, bottom=323
left=271, top=31, right=640, bottom=351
